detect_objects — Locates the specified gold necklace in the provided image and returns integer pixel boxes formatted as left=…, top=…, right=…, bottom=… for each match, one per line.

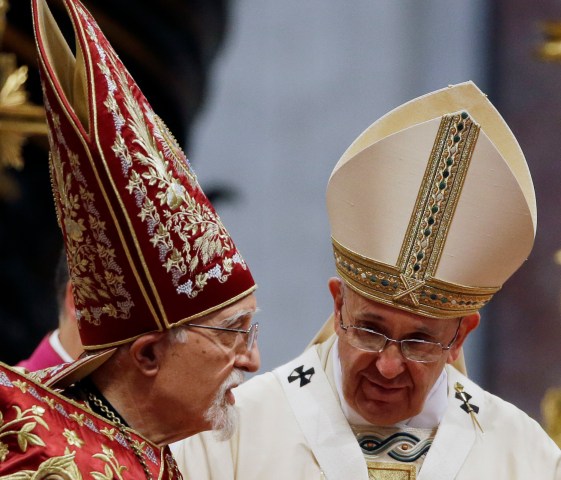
left=87, top=391, right=153, bottom=480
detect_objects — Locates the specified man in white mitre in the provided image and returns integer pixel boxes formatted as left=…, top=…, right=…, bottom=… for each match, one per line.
left=173, top=82, right=561, bottom=479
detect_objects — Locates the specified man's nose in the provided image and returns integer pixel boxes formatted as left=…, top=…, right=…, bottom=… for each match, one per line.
left=375, top=341, right=406, bottom=379
left=235, top=341, right=260, bottom=373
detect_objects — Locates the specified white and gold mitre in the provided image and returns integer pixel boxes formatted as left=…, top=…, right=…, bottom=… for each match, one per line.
left=327, top=81, right=536, bottom=319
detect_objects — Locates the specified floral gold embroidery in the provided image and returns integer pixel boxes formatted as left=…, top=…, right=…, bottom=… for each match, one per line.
left=11, top=380, right=27, bottom=393
left=91, top=444, right=127, bottom=480
left=0, top=441, right=8, bottom=462
left=0, top=451, right=82, bottom=479
left=41, top=396, right=55, bottom=409
left=131, top=439, right=146, bottom=453
left=69, top=412, right=85, bottom=426
left=63, top=428, right=85, bottom=448
left=30, top=406, right=45, bottom=416
left=84, top=22, right=248, bottom=299
left=44, top=98, right=134, bottom=327
left=0, top=405, right=48, bottom=460
left=100, top=427, right=116, bottom=441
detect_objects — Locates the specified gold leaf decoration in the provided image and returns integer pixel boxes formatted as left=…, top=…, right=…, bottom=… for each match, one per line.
left=542, top=387, right=561, bottom=447
left=0, top=451, right=83, bottom=480
left=0, top=54, right=47, bottom=172
left=0, top=1, right=48, bottom=200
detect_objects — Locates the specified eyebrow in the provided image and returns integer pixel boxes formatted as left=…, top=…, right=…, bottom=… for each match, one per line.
left=354, top=312, right=437, bottom=337
left=217, top=308, right=259, bottom=328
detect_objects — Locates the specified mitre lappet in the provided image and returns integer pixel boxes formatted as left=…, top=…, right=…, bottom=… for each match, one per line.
left=32, top=0, right=256, bottom=385
left=312, top=81, right=536, bottom=348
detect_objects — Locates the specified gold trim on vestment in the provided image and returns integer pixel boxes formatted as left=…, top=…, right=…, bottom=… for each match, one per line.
left=0, top=362, right=161, bottom=449
left=366, top=461, right=416, bottom=480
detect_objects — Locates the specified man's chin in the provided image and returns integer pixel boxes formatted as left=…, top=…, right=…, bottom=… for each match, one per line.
left=205, top=403, right=239, bottom=441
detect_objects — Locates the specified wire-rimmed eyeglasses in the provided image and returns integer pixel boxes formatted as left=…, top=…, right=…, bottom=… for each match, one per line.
left=184, top=322, right=259, bottom=351
left=339, top=304, right=462, bottom=363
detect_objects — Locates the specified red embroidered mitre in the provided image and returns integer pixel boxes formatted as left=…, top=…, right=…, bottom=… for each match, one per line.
left=33, top=0, right=256, bottom=350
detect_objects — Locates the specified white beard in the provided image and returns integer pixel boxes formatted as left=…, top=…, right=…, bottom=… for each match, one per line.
left=204, top=369, right=244, bottom=441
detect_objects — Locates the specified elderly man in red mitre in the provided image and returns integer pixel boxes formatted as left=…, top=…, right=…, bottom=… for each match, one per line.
left=174, top=82, right=561, bottom=479
left=0, top=0, right=259, bottom=477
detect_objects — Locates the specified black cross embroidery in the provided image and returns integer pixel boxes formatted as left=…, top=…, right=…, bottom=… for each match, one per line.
left=288, top=365, right=315, bottom=387
left=454, top=382, right=483, bottom=433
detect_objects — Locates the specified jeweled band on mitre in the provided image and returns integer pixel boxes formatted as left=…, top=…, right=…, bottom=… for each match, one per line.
left=333, top=238, right=499, bottom=319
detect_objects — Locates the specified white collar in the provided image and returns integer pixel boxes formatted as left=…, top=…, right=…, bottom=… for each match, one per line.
left=332, top=337, right=448, bottom=429
left=49, top=329, right=74, bottom=363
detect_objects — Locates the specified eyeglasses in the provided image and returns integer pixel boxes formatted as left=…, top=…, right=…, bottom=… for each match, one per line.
left=184, top=321, right=259, bottom=351
left=339, top=303, right=461, bottom=363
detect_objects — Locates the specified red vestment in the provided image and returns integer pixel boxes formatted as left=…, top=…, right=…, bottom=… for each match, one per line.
left=0, top=363, right=182, bottom=479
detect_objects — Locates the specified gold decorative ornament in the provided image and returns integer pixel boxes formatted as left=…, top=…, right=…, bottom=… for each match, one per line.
left=0, top=0, right=47, bottom=200
left=537, top=15, right=561, bottom=449
left=542, top=387, right=561, bottom=448
left=366, top=461, right=416, bottom=479
left=537, top=21, right=561, bottom=62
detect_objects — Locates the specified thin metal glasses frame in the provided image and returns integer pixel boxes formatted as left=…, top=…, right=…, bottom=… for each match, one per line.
left=185, top=321, right=259, bottom=351
left=339, top=307, right=461, bottom=363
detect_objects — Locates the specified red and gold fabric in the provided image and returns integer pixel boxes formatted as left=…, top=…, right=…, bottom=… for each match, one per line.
left=0, top=363, right=182, bottom=479
left=32, top=0, right=256, bottom=353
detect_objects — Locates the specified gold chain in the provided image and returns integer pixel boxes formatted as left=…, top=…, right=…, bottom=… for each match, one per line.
left=87, top=392, right=153, bottom=480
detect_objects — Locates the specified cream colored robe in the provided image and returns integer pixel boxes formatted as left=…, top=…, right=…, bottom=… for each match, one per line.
left=173, top=335, right=561, bottom=479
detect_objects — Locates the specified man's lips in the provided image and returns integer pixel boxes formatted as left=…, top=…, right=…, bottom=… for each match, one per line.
left=361, top=377, right=406, bottom=400
left=225, top=384, right=239, bottom=405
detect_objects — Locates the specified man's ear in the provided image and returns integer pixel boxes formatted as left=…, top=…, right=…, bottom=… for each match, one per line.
left=128, top=332, right=167, bottom=377
left=64, top=280, right=76, bottom=318
left=447, top=313, right=480, bottom=364
left=328, top=277, right=344, bottom=333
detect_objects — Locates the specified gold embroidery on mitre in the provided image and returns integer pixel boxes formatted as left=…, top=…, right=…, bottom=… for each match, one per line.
left=392, top=274, right=425, bottom=307
left=150, top=113, right=197, bottom=187
left=333, top=112, right=499, bottom=317
left=44, top=95, right=134, bottom=327
left=367, top=461, right=416, bottom=480
left=333, top=239, right=498, bottom=318
left=77, top=12, right=248, bottom=300
left=398, top=112, right=479, bottom=281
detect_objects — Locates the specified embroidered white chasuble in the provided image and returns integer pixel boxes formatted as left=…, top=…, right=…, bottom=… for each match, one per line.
left=173, top=335, right=561, bottom=480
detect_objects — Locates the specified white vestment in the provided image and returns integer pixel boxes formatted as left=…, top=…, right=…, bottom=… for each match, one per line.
left=173, top=335, right=561, bottom=479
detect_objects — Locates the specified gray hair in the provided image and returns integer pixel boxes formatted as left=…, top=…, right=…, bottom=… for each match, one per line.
left=167, top=325, right=189, bottom=344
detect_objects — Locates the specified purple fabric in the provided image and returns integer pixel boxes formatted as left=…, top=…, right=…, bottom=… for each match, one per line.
left=16, top=334, right=64, bottom=371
